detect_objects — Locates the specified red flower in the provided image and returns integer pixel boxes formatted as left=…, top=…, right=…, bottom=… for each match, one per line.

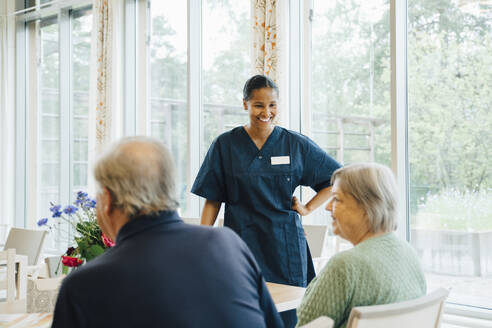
left=102, top=233, right=115, bottom=247
left=62, top=256, right=83, bottom=267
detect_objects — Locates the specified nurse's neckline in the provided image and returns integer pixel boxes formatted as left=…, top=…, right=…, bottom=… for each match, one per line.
left=242, top=125, right=277, bottom=151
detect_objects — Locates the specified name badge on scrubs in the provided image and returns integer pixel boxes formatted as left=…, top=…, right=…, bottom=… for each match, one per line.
left=271, top=156, right=290, bottom=165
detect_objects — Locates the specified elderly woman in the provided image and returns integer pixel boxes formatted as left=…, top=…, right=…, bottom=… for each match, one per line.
left=296, top=163, right=426, bottom=328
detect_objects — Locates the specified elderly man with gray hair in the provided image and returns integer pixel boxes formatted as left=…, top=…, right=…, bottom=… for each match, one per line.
left=52, top=137, right=283, bottom=328
left=296, top=163, right=426, bottom=328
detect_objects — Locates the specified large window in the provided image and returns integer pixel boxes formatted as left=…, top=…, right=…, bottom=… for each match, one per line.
left=408, top=0, right=492, bottom=309
left=305, top=0, right=390, bottom=247
left=148, top=0, right=250, bottom=217
left=72, top=12, right=92, bottom=195
left=309, top=0, right=390, bottom=167
left=24, top=7, right=92, bottom=251
left=148, top=0, right=188, bottom=213
left=201, top=0, right=250, bottom=157
left=36, top=18, right=60, bottom=226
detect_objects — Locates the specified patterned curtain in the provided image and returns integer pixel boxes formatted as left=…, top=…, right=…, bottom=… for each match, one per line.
left=93, top=0, right=113, bottom=151
left=252, top=0, right=278, bottom=82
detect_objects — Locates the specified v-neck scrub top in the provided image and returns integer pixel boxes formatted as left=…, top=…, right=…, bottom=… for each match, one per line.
left=191, top=126, right=341, bottom=287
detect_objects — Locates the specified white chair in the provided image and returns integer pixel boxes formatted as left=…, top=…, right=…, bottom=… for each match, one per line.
left=300, top=316, right=334, bottom=328
left=45, top=255, right=65, bottom=278
left=3, top=228, right=48, bottom=278
left=303, top=224, right=329, bottom=273
left=346, top=288, right=450, bottom=328
left=4, top=228, right=47, bottom=267
left=0, top=249, right=28, bottom=313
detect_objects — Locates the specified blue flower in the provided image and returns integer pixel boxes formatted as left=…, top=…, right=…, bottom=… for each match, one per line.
left=77, top=191, right=88, bottom=200
left=84, top=199, right=96, bottom=209
left=52, top=211, right=62, bottom=218
left=50, top=204, right=61, bottom=214
left=63, top=205, right=78, bottom=215
left=37, top=218, right=48, bottom=227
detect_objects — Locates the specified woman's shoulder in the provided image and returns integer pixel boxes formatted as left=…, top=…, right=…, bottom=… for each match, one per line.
left=357, top=232, right=411, bottom=252
left=276, top=126, right=317, bottom=147
left=215, top=126, right=244, bottom=142
left=324, top=240, right=388, bottom=271
left=322, top=250, right=360, bottom=274
left=206, top=127, right=243, bottom=150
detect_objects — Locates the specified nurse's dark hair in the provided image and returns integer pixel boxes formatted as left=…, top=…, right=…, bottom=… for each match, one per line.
left=243, top=75, right=279, bottom=101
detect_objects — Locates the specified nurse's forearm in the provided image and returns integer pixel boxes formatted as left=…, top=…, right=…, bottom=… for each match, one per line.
left=305, top=187, right=332, bottom=214
left=201, top=200, right=221, bottom=226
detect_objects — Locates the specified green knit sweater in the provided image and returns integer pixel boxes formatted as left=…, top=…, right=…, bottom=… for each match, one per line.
left=296, top=233, right=426, bottom=328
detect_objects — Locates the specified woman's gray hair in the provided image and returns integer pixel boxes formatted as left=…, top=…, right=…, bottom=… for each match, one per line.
left=94, top=137, right=179, bottom=218
left=331, top=163, right=398, bottom=233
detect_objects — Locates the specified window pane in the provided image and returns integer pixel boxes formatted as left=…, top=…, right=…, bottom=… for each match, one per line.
left=308, top=0, right=390, bottom=251
left=40, top=115, right=60, bottom=139
left=149, top=0, right=188, bottom=213
left=40, top=141, right=60, bottom=162
left=38, top=19, right=60, bottom=224
left=40, top=164, right=59, bottom=187
left=73, top=140, right=88, bottom=162
left=72, top=11, right=92, bottom=194
left=73, top=117, right=88, bottom=139
left=311, top=1, right=390, bottom=166
left=408, top=0, right=492, bottom=309
left=73, top=164, right=88, bottom=189
left=202, top=0, right=250, bottom=158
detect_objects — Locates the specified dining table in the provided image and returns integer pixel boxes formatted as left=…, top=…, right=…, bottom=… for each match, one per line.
left=266, top=281, right=306, bottom=312
left=0, top=281, right=306, bottom=326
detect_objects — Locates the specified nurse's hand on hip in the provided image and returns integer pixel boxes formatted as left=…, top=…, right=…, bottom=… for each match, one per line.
left=291, top=186, right=333, bottom=217
left=291, top=196, right=312, bottom=216
left=292, top=196, right=310, bottom=238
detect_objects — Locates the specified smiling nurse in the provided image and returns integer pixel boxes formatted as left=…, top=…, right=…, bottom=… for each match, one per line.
left=191, top=75, right=341, bottom=327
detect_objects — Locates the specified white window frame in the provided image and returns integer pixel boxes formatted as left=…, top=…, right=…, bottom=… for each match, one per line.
left=14, top=2, right=93, bottom=252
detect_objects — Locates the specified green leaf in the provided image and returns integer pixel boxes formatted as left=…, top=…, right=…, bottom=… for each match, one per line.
left=84, top=244, right=105, bottom=262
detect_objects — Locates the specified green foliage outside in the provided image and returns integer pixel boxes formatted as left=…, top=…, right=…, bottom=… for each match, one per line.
left=149, top=0, right=250, bottom=214
left=310, top=0, right=491, bottom=230
left=407, top=0, right=492, bottom=230
left=413, top=189, right=492, bottom=232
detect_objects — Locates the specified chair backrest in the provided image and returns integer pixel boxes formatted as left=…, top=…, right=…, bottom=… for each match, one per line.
left=4, top=228, right=48, bottom=266
left=45, top=256, right=63, bottom=278
left=303, top=224, right=328, bottom=258
left=0, top=249, right=28, bottom=313
left=300, top=316, right=334, bottom=328
left=0, top=249, right=17, bottom=302
left=346, top=288, right=450, bottom=328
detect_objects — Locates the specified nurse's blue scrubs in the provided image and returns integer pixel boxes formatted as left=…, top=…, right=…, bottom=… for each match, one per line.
left=191, top=126, right=340, bottom=327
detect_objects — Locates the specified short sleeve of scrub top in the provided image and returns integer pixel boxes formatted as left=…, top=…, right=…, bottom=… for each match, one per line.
left=300, top=138, right=341, bottom=191
left=191, top=138, right=227, bottom=202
